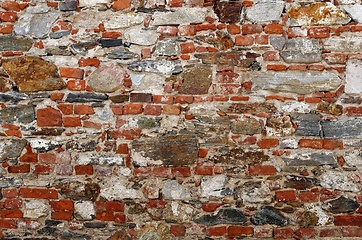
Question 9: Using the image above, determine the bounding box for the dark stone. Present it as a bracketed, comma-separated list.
[0, 105, 35, 124]
[195, 52, 259, 67]
[0, 177, 22, 188]
[194, 208, 247, 226]
[0, 35, 34, 51]
[100, 39, 123, 48]
[0, 69, 13, 92]
[70, 41, 99, 56]
[196, 31, 234, 50]
[59, 0, 77, 11]
[46, 46, 72, 56]
[137, 117, 161, 129]
[322, 119, 362, 139]
[107, 48, 138, 59]
[60, 231, 91, 240]
[317, 101, 343, 115]
[0, 92, 30, 102]
[213, 2, 242, 23]
[323, 196, 360, 213]
[29, 93, 50, 99]
[209, 148, 269, 164]
[49, 30, 71, 39]
[54, 180, 100, 201]
[340, 96, 361, 104]
[251, 206, 288, 226]
[37, 227, 59, 236]
[226, 103, 277, 115]
[127, 60, 183, 75]
[132, 135, 199, 166]
[178, 65, 213, 95]
[293, 114, 322, 137]
[65, 93, 108, 102]
[84, 222, 107, 228]
[2, 56, 66, 92]
[109, 94, 129, 103]
[298, 211, 319, 227]
[283, 152, 337, 166]
[66, 140, 97, 152]
[45, 220, 62, 226]
[33, 128, 65, 136]
[285, 175, 320, 190]
[231, 118, 262, 135]
[31, 141, 61, 153]
[130, 93, 152, 103]
[0, 139, 27, 162]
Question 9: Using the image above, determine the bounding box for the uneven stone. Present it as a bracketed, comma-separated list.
[49, 30, 71, 39]
[154, 39, 180, 56]
[236, 181, 272, 204]
[54, 180, 100, 201]
[0, 177, 22, 188]
[46, 46, 72, 56]
[103, 12, 144, 29]
[345, 58, 362, 94]
[130, 73, 165, 94]
[194, 208, 247, 226]
[33, 128, 65, 136]
[0, 139, 27, 162]
[324, 35, 362, 53]
[298, 211, 319, 227]
[280, 139, 299, 149]
[288, 3, 351, 26]
[317, 101, 343, 115]
[65, 93, 108, 102]
[285, 175, 320, 190]
[342, 4, 362, 23]
[66, 140, 97, 152]
[77, 153, 123, 166]
[29, 139, 61, 153]
[213, 2, 242, 23]
[128, 60, 182, 75]
[322, 119, 362, 139]
[70, 41, 99, 56]
[84, 222, 107, 228]
[248, 71, 341, 94]
[320, 170, 360, 192]
[152, 8, 208, 25]
[251, 206, 288, 226]
[280, 38, 322, 63]
[282, 102, 311, 114]
[107, 48, 138, 59]
[282, 152, 337, 166]
[209, 148, 269, 164]
[323, 196, 359, 213]
[132, 135, 199, 166]
[88, 64, 125, 93]
[79, 0, 109, 7]
[195, 52, 259, 68]
[266, 116, 295, 137]
[0, 92, 30, 102]
[2, 56, 66, 92]
[99, 177, 142, 200]
[59, 0, 77, 11]
[293, 114, 322, 137]
[201, 174, 228, 198]
[0, 105, 35, 124]
[196, 31, 234, 50]
[108, 94, 129, 103]
[0, 69, 12, 92]
[0, 35, 34, 52]
[270, 36, 286, 51]
[24, 200, 49, 219]
[231, 118, 262, 135]
[162, 180, 191, 200]
[246, 0, 285, 23]
[136, 117, 161, 129]
[225, 103, 277, 115]
[60, 231, 91, 240]
[178, 65, 212, 95]
[100, 39, 123, 48]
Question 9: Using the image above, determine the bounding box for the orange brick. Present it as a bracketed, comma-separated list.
[263, 51, 279, 61]
[63, 116, 81, 127]
[37, 107, 62, 126]
[0, 24, 13, 34]
[255, 34, 268, 44]
[202, 203, 223, 212]
[78, 58, 100, 67]
[207, 226, 227, 236]
[74, 105, 94, 114]
[0, 209, 23, 218]
[248, 165, 276, 175]
[178, 25, 196, 36]
[0, 12, 17, 22]
[20, 188, 58, 199]
[8, 164, 30, 173]
[102, 31, 121, 38]
[299, 139, 323, 149]
[59, 67, 84, 79]
[323, 139, 343, 150]
[308, 27, 329, 38]
[267, 64, 287, 71]
[235, 35, 254, 46]
[172, 167, 191, 177]
[170, 225, 186, 237]
[2, 2, 21, 11]
[227, 24, 240, 34]
[276, 190, 297, 202]
[257, 138, 279, 149]
[123, 103, 143, 114]
[67, 80, 86, 91]
[264, 24, 283, 34]
[112, 0, 131, 9]
[51, 200, 74, 211]
[242, 24, 262, 34]
[52, 211, 73, 221]
[180, 42, 195, 54]
[228, 226, 253, 237]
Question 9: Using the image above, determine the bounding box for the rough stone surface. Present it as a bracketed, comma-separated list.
[213, 2, 242, 23]
[152, 8, 208, 25]
[77, 153, 123, 166]
[195, 52, 259, 67]
[323, 196, 360, 213]
[0, 35, 34, 52]
[342, 4, 362, 23]
[128, 60, 182, 75]
[130, 73, 165, 94]
[0, 139, 27, 162]
[322, 119, 362, 139]
[100, 177, 142, 200]
[24, 200, 49, 219]
[251, 206, 288, 226]
[196, 31, 234, 50]
[162, 180, 191, 200]
[345, 58, 362, 94]
[74, 201, 96, 220]
[285, 175, 320, 190]
[54, 180, 100, 201]
[236, 181, 272, 204]
[194, 209, 247, 226]
[123, 26, 158, 46]
[282, 152, 337, 166]
[225, 103, 277, 115]
[266, 116, 295, 137]
[88, 64, 125, 93]
[178, 65, 212, 94]
[65, 93, 108, 102]
[280, 38, 322, 63]
[320, 171, 360, 192]
[154, 39, 180, 56]
[231, 118, 262, 135]
[2, 56, 66, 92]
[246, 0, 285, 23]
[0, 105, 35, 124]
[324, 35, 362, 53]
[201, 174, 228, 198]
[79, 0, 109, 7]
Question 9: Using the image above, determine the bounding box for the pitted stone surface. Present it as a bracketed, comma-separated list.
[123, 26, 159, 46]
[128, 60, 183, 74]
[251, 206, 288, 226]
[152, 8, 208, 25]
[324, 35, 362, 53]
[345, 58, 362, 94]
[280, 38, 322, 63]
[0, 35, 34, 52]
[88, 64, 125, 93]
[178, 65, 212, 95]
[320, 171, 360, 192]
[246, 0, 285, 23]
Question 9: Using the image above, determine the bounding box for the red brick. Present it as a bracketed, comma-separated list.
[67, 80, 86, 91]
[168, 0, 183, 7]
[194, 166, 213, 175]
[101, 31, 121, 39]
[59, 67, 84, 79]
[242, 24, 262, 34]
[257, 138, 279, 149]
[198, 148, 208, 158]
[264, 24, 283, 34]
[32, 164, 53, 174]
[178, 25, 196, 36]
[202, 203, 223, 212]
[267, 64, 287, 71]
[2, 2, 21, 11]
[308, 27, 329, 38]
[308, 65, 325, 71]
[145, 200, 166, 209]
[263, 51, 279, 61]
[228, 226, 253, 237]
[180, 42, 195, 53]
[83, 120, 102, 129]
[134, 167, 151, 177]
[299, 139, 323, 149]
[78, 58, 100, 67]
[207, 226, 226, 236]
[141, 48, 151, 59]
[255, 34, 268, 44]
[58, 103, 73, 115]
[123, 103, 143, 114]
[105, 201, 124, 212]
[299, 191, 319, 202]
[0, 24, 13, 34]
[37, 107, 62, 126]
[345, 106, 362, 116]
[153, 167, 170, 178]
[342, 227, 362, 237]
[0, 12, 17, 22]
[20, 188, 58, 199]
[274, 227, 293, 239]
[172, 167, 191, 177]
[143, 105, 162, 115]
[152, 95, 173, 104]
[96, 212, 114, 221]
[116, 144, 128, 154]
[74, 105, 94, 114]
[174, 96, 193, 104]
[114, 213, 126, 223]
[75, 165, 93, 175]
[305, 97, 321, 103]
[52, 211, 73, 221]
[0, 209, 23, 218]
[8, 164, 30, 173]
[0, 219, 17, 229]
[248, 165, 276, 175]
[235, 35, 254, 46]
[227, 24, 240, 34]
[254, 227, 273, 238]
[112, 0, 131, 9]
[4, 199, 22, 209]
[20, 152, 38, 163]
[2, 189, 18, 199]
[323, 139, 343, 150]
[325, 53, 347, 64]
[63, 116, 81, 127]
[51, 200, 74, 211]
[275, 190, 297, 202]
[288, 65, 307, 71]
[334, 216, 362, 226]
[195, 24, 216, 32]
[170, 224, 186, 236]
[320, 227, 342, 238]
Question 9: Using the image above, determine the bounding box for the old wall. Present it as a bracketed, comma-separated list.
[0, 0, 362, 239]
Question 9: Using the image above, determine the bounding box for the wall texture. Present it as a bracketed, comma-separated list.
[0, 0, 362, 239]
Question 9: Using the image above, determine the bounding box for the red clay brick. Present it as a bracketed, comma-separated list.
[227, 226, 253, 237]
[207, 226, 227, 236]
[51, 200, 74, 211]
[0, 209, 23, 218]
[248, 165, 276, 175]
[170, 225, 186, 237]
[59, 67, 84, 79]
[75, 165, 93, 175]
[52, 211, 73, 221]
[20, 188, 58, 199]
[172, 167, 191, 177]
[8, 164, 30, 173]
[334, 216, 362, 226]
[202, 203, 223, 212]
[276, 190, 297, 202]
[257, 138, 279, 149]
[299, 139, 323, 149]
[274, 227, 294, 239]
[264, 24, 283, 34]
[235, 35, 254, 46]
[37, 107, 62, 127]
[242, 24, 262, 34]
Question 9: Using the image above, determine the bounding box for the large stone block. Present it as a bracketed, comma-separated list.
[87, 64, 126, 93]
[322, 119, 362, 139]
[128, 60, 182, 75]
[0, 35, 34, 52]
[320, 170, 360, 192]
[0, 139, 27, 163]
[123, 26, 159, 46]
[225, 103, 277, 115]
[178, 65, 212, 95]
[196, 31, 234, 51]
[195, 52, 259, 68]
[324, 35, 362, 53]
[345, 59, 362, 93]
[282, 152, 337, 166]
[213, 2, 242, 23]
[152, 7, 208, 25]
[280, 38, 322, 63]
[246, 0, 285, 23]
[343, 4, 362, 23]
[0, 105, 35, 124]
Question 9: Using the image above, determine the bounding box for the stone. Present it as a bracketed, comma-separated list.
[70, 41, 99, 56]
[79, 0, 109, 7]
[298, 211, 319, 227]
[128, 60, 182, 75]
[231, 118, 262, 135]
[293, 114, 322, 137]
[66, 140, 97, 152]
[46, 46, 72, 56]
[162, 180, 191, 200]
[246, 0, 285, 23]
[99, 177, 142, 200]
[123, 26, 158, 46]
[54, 180, 100, 201]
[236, 181, 272, 204]
[0, 177, 22, 188]
[248, 71, 341, 94]
[178, 65, 212, 95]
[107, 48, 138, 59]
[288, 3, 351, 26]
[280, 38, 322, 63]
[14, 5, 60, 38]
[213, 2, 242, 23]
[60, 231, 91, 240]
[196, 31, 234, 50]
[194, 208, 247, 226]
[77, 153, 123, 166]
[342, 4, 362, 23]
[344, 150, 362, 166]
[152, 7, 208, 25]
[251, 206, 288, 226]
[320, 170, 360, 192]
[195, 52, 259, 68]
[324, 35, 362, 53]
[108, 94, 129, 103]
[154, 39, 180, 56]
[282, 102, 310, 114]
[132, 135, 199, 166]
[100, 39, 123, 48]
[0, 92, 30, 102]
[24, 200, 49, 219]
[38, 227, 59, 236]
[323, 196, 360, 213]
[270, 36, 286, 51]
[49, 30, 71, 39]
[283, 152, 337, 166]
[338, 0, 359, 3]
[108, 230, 132, 240]
[317, 101, 343, 115]
[322, 119, 362, 139]
[0, 139, 27, 162]
[88, 64, 125, 93]
[0, 35, 34, 52]
[74, 201, 95, 220]
[0, 105, 35, 124]
[65, 93, 108, 102]
[209, 148, 269, 164]
[103, 12, 144, 29]
[59, 0, 77, 11]
[345, 58, 362, 94]
[201, 174, 228, 198]
[266, 116, 295, 137]
[280, 139, 299, 149]
[225, 103, 277, 115]
[33, 128, 65, 136]
[164, 202, 194, 223]
[130, 73, 165, 94]
[285, 175, 319, 190]
[84, 222, 107, 228]
[29, 139, 61, 153]
[2, 56, 66, 92]
[136, 117, 161, 129]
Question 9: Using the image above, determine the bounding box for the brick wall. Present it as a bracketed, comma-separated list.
[0, 0, 362, 239]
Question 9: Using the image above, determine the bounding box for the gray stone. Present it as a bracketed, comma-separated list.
[46, 46, 72, 56]
[270, 36, 286, 51]
[54, 180, 100, 201]
[162, 180, 191, 200]
[128, 60, 182, 75]
[322, 119, 362, 139]
[178, 65, 212, 95]
[194, 209, 247, 226]
[24, 200, 49, 219]
[107, 48, 138, 59]
[14, 6, 60, 38]
[343, 4, 362, 23]
[285, 175, 320, 190]
[123, 26, 158, 46]
[152, 8, 208, 25]
[236, 181, 271, 204]
[59, 0, 77, 11]
[248, 71, 341, 94]
[137, 117, 161, 129]
[282, 152, 337, 166]
[70, 41, 99, 56]
[324, 35, 362, 53]
[0, 105, 35, 124]
[77, 153, 123, 166]
[201, 174, 228, 198]
[78, 0, 109, 7]
[155, 39, 180, 56]
[293, 114, 322, 137]
[288, 2, 351, 26]
[88, 64, 126, 93]
[84, 222, 107, 228]
[99, 177, 142, 200]
[251, 206, 288, 226]
[103, 12, 144, 29]
[280, 139, 298, 149]
[65, 93, 108, 102]
[195, 52, 259, 68]
[320, 170, 360, 192]
[0, 177, 22, 188]
[29, 139, 61, 153]
[0, 35, 34, 52]
[132, 135, 199, 166]
[66, 140, 97, 152]
[280, 38, 322, 63]
[231, 118, 262, 135]
[246, 0, 285, 23]
[0, 92, 30, 102]
[345, 150, 362, 166]
[100, 39, 123, 48]
[60, 231, 91, 240]
[323, 196, 360, 213]
[130, 73, 165, 94]
[0, 139, 27, 162]
[345, 58, 362, 94]
[74, 201, 95, 220]
[49, 30, 71, 39]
